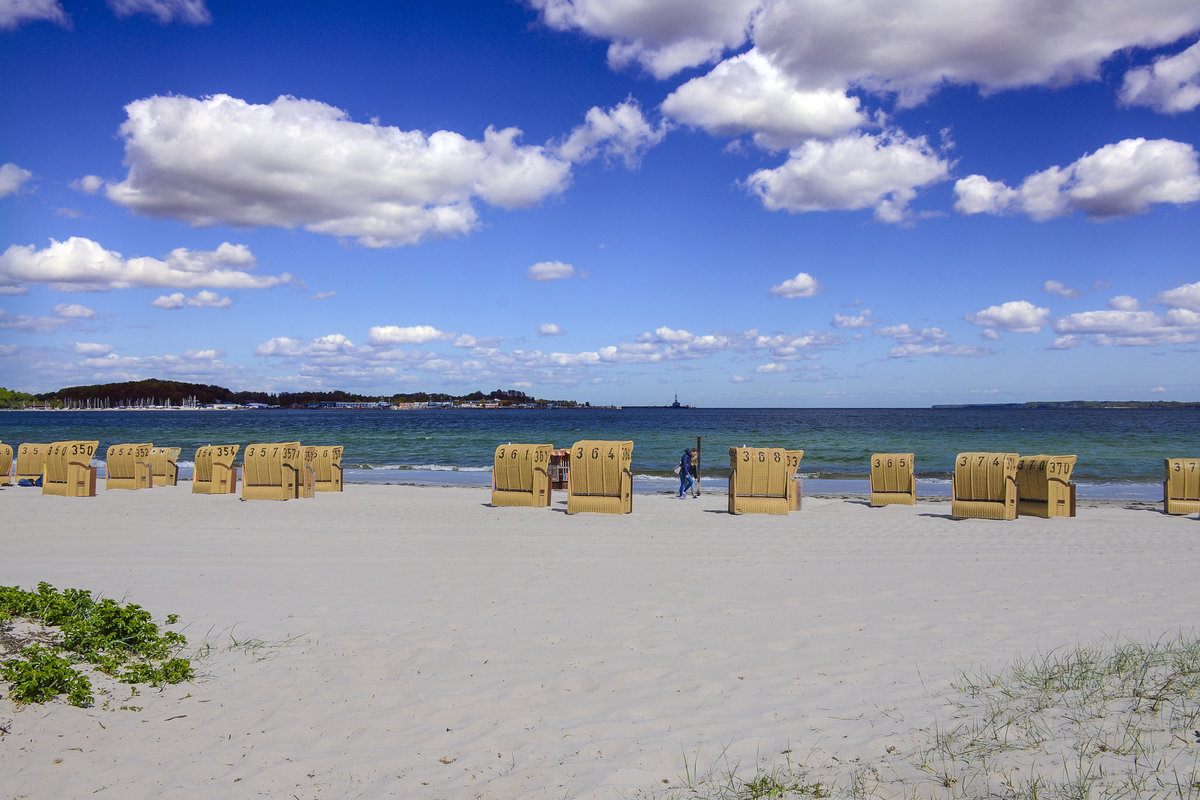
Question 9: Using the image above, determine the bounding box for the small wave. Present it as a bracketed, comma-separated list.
[352, 463, 492, 473]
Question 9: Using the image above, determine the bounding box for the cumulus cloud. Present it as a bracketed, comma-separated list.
[538, 323, 566, 336]
[662, 49, 864, 148]
[71, 175, 105, 195]
[0, 302, 97, 334]
[1, 163, 34, 198]
[555, 98, 667, 167]
[527, 261, 576, 281]
[769, 271, 822, 298]
[72, 342, 114, 355]
[367, 325, 454, 346]
[746, 131, 951, 222]
[832, 309, 875, 328]
[1053, 308, 1200, 346]
[0, 236, 290, 294]
[152, 290, 231, 309]
[107, 0, 211, 24]
[756, 362, 788, 374]
[1108, 295, 1141, 311]
[1120, 39, 1200, 113]
[53, 303, 97, 319]
[0, 0, 67, 29]
[528, 0, 759, 78]
[955, 138, 1200, 221]
[964, 300, 1050, 333]
[1043, 280, 1081, 298]
[105, 94, 572, 248]
[1155, 280, 1200, 311]
[876, 322, 991, 357]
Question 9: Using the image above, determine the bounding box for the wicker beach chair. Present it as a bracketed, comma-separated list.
[566, 440, 633, 514]
[242, 442, 308, 500]
[1016, 455, 1077, 518]
[42, 441, 99, 497]
[14, 442, 51, 484]
[105, 443, 154, 490]
[870, 453, 916, 506]
[785, 449, 805, 511]
[491, 443, 554, 507]
[0, 441, 12, 486]
[303, 445, 344, 492]
[951, 452, 1019, 519]
[192, 445, 240, 494]
[150, 446, 182, 486]
[728, 446, 791, 514]
[1163, 458, 1200, 515]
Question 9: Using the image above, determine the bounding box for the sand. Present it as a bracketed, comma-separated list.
[1, 484, 1197, 799]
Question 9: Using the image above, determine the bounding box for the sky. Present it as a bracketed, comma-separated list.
[1, 0, 1199, 407]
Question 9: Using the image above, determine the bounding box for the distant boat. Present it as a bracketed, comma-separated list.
[626, 394, 696, 410]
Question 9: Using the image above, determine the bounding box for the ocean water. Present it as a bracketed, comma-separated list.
[3, 407, 1197, 500]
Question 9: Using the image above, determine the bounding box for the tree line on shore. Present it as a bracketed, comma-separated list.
[0, 380, 585, 409]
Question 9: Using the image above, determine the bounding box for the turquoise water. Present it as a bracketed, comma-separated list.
[3, 407, 1197, 500]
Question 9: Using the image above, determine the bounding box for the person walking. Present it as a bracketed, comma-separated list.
[677, 448, 695, 498]
[689, 447, 699, 498]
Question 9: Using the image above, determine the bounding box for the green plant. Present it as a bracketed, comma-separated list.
[1, 645, 93, 707]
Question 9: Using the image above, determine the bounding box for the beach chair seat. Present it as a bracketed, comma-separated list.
[192, 445, 240, 494]
[870, 453, 916, 506]
[491, 443, 554, 507]
[105, 443, 154, 490]
[15, 442, 51, 484]
[728, 446, 791, 514]
[42, 441, 99, 497]
[566, 440, 633, 514]
[951, 452, 1019, 519]
[303, 445, 344, 492]
[785, 449, 804, 511]
[150, 447, 182, 486]
[242, 442, 307, 500]
[0, 442, 12, 486]
[1017, 455, 1077, 518]
[1163, 458, 1200, 515]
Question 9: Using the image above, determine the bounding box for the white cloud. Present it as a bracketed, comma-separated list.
[964, 300, 1050, 333]
[527, 261, 576, 281]
[1, 163, 34, 198]
[955, 138, 1200, 221]
[1154, 281, 1200, 311]
[832, 309, 875, 328]
[106, 94, 572, 248]
[1120, 40, 1200, 113]
[1053, 307, 1200, 346]
[0, 237, 291, 294]
[555, 98, 667, 167]
[769, 271, 822, 298]
[1108, 295, 1141, 311]
[888, 343, 993, 358]
[661, 49, 864, 149]
[53, 303, 97, 319]
[71, 175, 105, 194]
[746, 131, 951, 222]
[0, 302, 97, 334]
[876, 323, 947, 344]
[755, 362, 788, 374]
[730, 374, 751, 383]
[367, 325, 454, 346]
[107, 0, 210, 24]
[72, 342, 114, 355]
[538, 323, 566, 336]
[528, 0, 759, 78]
[0, 0, 67, 29]
[151, 293, 185, 309]
[753, 0, 1200, 106]
[1048, 335, 1081, 350]
[309, 291, 337, 300]
[1042, 280, 1080, 298]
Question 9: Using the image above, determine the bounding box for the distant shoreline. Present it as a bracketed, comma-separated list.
[931, 401, 1200, 409]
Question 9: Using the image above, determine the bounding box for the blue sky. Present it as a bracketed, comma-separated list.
[2, 0, 1199, 407]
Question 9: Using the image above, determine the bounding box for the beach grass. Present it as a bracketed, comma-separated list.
[649, 633, 1200, 800]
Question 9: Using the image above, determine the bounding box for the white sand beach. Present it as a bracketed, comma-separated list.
[2, 484, 1198, 799]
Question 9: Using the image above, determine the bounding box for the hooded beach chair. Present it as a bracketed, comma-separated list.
[1016, 455, 1077, 517]
[785, 449, 805, 511]
[242, 442, 308, 500]
[0, 442, 12, 486]
[14, 442, 50, 484]
[303, 445, 344, 492]
[105, 443, 154, 490]
[1163, 458, 1200, 515]
[192, 445, 240, 494]
[491, 443, 554, 507]
[870, 453, 916, 506]
[150, 446, 182, 486]
[42, 441, 99, 497]
[728, 446, 791, 514]
[951, 452, 1019, 519]
[566, 440, 633, 514]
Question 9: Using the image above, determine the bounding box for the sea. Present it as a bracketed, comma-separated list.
[2, 406, 1197, 500]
